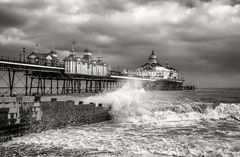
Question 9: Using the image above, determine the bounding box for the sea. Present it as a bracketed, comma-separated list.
[1, 81, 240, 157]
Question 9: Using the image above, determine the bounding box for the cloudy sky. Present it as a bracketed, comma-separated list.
[0, 0, 240, 88]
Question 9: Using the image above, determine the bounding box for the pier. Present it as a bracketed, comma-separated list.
[0, 56, 119, 97]
[0, 51, 195, 142]
[0, 48, 195, 97]
[0, 57, 194, 97]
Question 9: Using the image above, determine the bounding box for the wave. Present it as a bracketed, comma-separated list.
[83, 81, 240, 126]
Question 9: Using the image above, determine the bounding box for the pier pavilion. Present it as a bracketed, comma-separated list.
[0, 46, 119, 97]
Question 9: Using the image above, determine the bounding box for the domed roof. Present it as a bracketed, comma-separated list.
[148, 50, 158, 64]
[149, 50, 157, 60]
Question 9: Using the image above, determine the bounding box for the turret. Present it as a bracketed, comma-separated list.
[97, 56, 103, 63]
[82, 48, 93, 61]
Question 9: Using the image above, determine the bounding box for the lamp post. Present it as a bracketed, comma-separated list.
[23, 47, 26, 62]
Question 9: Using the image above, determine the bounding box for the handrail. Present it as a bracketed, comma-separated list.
[0, 56, 64, 68]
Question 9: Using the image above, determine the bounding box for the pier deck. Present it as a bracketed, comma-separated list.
[0, 58, 119, 97]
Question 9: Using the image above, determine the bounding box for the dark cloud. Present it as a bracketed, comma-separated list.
[0, 0, 50, 28]
[0, 0, 49, 10]
[0, 0, 240, 87]
[0, 6, 27, 27]
[17, 0, 49, 10]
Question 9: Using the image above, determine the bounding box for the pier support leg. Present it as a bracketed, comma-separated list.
[98, 81, 101, 92]
[50, 78, 53, 95]
[90, 80, 92, 93]
[62, 79, 65, 94]
[106, 81, 109, 91]
[71, 79, 73, 93]
[40, 77, 43, 95]
[29, 77, 33, 95]
[94, 81, 97, 92]
[74, 80, 78, 93]
[37, 76, 41, 94]
[8, 69, 15, 96]
[78, 80, 81, 93]
[43, 78, 46, 95]
[66, 80, 69, 94]
[57, 79, 59, 94]
[25, 70, 28, 96]
[85, 80, 88, 93]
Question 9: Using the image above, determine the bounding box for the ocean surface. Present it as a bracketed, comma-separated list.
[1, 82, 240, 157]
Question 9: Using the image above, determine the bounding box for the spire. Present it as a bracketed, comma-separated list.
[84, 48, 89, 52]
[71, 41, 76, 53]
[35, 42, 39, 53]
[166, 59, 169, 68]
[152, 49, 155, 55]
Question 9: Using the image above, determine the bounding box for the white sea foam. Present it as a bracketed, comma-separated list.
[83, 81, 240, 126]
[2, 83, 240, 156]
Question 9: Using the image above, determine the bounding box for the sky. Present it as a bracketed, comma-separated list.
[0, 0, 240, 88]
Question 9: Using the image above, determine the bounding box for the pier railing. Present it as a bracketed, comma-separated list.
[0, 56, 64, 68]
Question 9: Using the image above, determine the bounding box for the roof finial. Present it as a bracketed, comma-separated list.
[166, 59, 169, 68]
[35, 42, 39, 53]
[84, 48, 89, 52]
[152, 49, 155, 55]
[71, 41, 76, 53]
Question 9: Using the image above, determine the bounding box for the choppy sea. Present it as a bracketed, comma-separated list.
[1, 82, 240, 157]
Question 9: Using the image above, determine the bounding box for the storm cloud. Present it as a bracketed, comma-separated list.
[0, 0, 240, 88]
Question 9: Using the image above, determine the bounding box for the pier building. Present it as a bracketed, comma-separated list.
[0, 44, 194, 96]
[0, 44, 118, 97]
[63, 48, 110, 76]
[27, 49, 60, 66]
[26, 43, 60, 66]
[123, 50, 180, 81]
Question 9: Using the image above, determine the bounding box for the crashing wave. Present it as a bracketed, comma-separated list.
[83, 81, 240, 125]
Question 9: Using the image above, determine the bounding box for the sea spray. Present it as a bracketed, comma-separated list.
[206, 103, 240, 120]
[83, 81, 240, 125]
[83, 80, 151, 121]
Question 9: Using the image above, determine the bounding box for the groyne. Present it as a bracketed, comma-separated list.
[0, 96, 111, 142]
